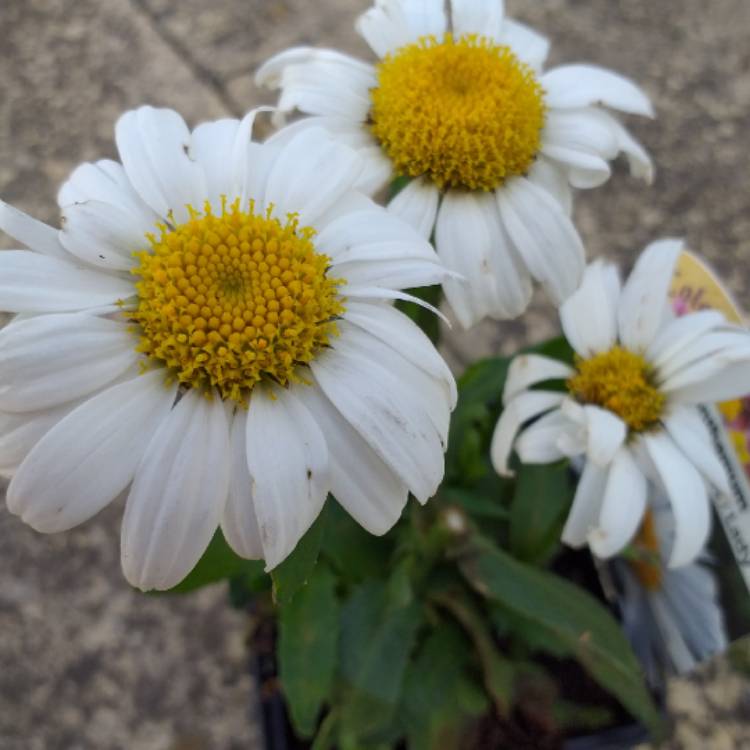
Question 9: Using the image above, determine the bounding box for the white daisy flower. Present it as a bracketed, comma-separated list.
[491, 239, 750, 568]
[614, 503, 727, 683]
[256, 0, 654, 328]
[0, 105, 456, 590]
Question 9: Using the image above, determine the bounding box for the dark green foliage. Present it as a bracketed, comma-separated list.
[168, 341, 660, 747]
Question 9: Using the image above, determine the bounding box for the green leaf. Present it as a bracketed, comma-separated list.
[433, 593, 514, 716]
[446, 357, 509, 483]
[322, 499, 394, 583]
[271, 501, 330, 605]
[279, 565, 340, 738]
[338, 581, 423, 738]
[401, 622, 487, 750]
[440, 485, 510, 521]
[310, 710, 339, 750]
[458, 539, 664, 739]
[166, 530, 264, 594]
[509, 461, 574, 565]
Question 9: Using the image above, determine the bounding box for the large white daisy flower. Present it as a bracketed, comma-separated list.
[491, 239, 750, 568]
[256, 0, 654, 328]
[613, 503, 727, 683]
[0, 106, 456, 590]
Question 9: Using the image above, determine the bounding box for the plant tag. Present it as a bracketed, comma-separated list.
[671, 251, 750, 604]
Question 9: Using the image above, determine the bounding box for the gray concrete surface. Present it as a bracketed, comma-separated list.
[1, 0, 750, 748]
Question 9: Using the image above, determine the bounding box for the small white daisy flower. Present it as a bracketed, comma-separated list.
[491, 239, 750, 568]
[614, 504, 727, 682]
[0, 106, 456, 590]
[256, 0, 654, 328]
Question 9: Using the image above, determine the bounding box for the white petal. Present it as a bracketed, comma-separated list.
[658, 329, 750, 387]
[497, 177, 585, 305]
[560, 260, 621, 356]
[264, 128, 363, 227]
[343, 300, 456, 406]
[542, 108, 621, 188]
[0, 313, 139, 412]
[398, 0, 447, 38]
[387, 178, 440, 239]
[240, 141, 282, 215]
[498, 19, 550, 70]
[311, 342, 444, 503]
[58, 159, 160, 271]
[60, 201, 152, 271]
[593, 110, 654, 183]
[503, 354, 573, 403]
[356, 147, 395, 195]
[191, 108, 270, 212]
[121, 390, 230, 591]
[542, 65, 654, 117]
[190, 119, 240, 210]
[336, 257, 446, 290]
[618, 238, 684, 351]
[356, 0, 447, 58]
[257, 48, 375, 121]
[647, 310, 727, 370]
[451, 0, 504, 39]
[246, 385, 330, 570]
[642, 431, 711, 568]
[335, 321, 452, 446]
[314, 190, 380, 230]
[302, 383, 409, 534]
[266, 114, 378, 151]
[257, 47, 375, 88]
[541, 147, 612, 189]
[560, 399, 627, 467]
[317, 204, 432, 261]
[221, 410, 263, 560]
[668, 360, 750, 404]
[436, 191, 532, 328]
[0, 403, 77, 476]
[490, 392, 565, 476]
[0, 250, 134, 314]
[7, 372, 176, 533]
[515, 409, 571, 465]
[527, 158, 573, 216]
[562, 459, 608, 547]
[115, 106, 207, 225]
[582, 405, 627, 467]
[0, 200, 68, 259]
[588, 447, 647, 558]
[342, 285, 448, 322]
[664, 406, 730, 494]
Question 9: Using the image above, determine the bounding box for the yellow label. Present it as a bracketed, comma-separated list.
[671, 251, 750, 587]
[671, 251, 746, 324]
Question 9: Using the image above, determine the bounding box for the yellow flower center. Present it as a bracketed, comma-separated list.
[567, 347, 665, 433]
[128, 200, 344, 405]
[369, 33, 546, 191]
[629, 510, 663, 591]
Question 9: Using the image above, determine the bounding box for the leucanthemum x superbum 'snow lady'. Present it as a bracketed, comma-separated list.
[492, 239, 750, 569]
[0, 106, 456, 590]
[256, 0, 655, 328]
